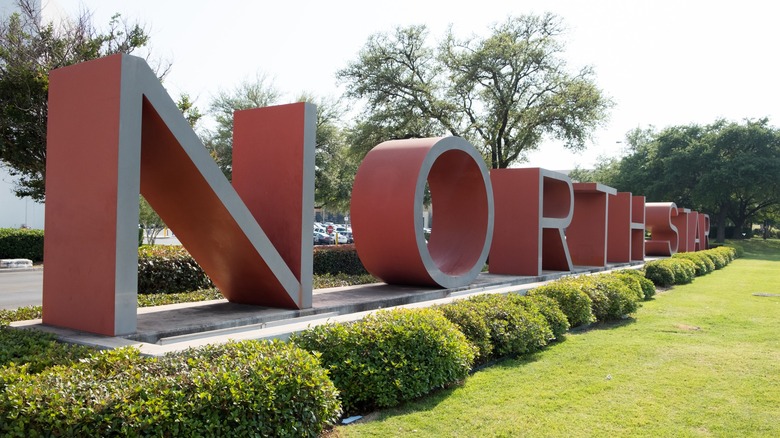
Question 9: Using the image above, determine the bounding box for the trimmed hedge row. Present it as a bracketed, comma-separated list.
[1, 248, 740, 429]
[437, 294, 568, 366]
[644, 247, 737, 287]
[0, 232, 367, 293]
[313, 244, 367, 276]
[291, 308, 473, 413]
[139, 244, 368, 294]
[137, 245, 214, 294]
[0, 228, 44, 262]
[528, 269, 656, 328]
[0, 341, 341, 437]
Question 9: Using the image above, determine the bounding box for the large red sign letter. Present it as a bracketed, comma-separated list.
[351, 137, 493, 288]
[43, 55, 314, 336]
[489, 168, 573, 276]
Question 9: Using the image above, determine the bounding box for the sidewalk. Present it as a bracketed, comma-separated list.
[12, 261, 643, 356]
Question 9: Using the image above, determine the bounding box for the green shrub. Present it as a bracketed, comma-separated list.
[137, 245, 213, 294]
[528, 281, 594, 328]
[614, 269, 656, 300]
[571, 275, 640, 322]
[611, 271, 647, 302]
[463, 294, 554, 355]
[0, 327, 93, 375]
[672, 252, 712, 276]
[313, 244, 368, 276]
[0, 306, 42, 326]
[702, 249, 728, 269]
[0, 228, 44, 261]
[507, 294, 569, 341]
[313, 273, 377, 289]
[291, 308, 474, 413]
[713, 246, 737, 262]
[670, 258, 697, 284]
[136, 288, 224, 307]
[644, 260, 676, 287]
[0, 341, 341, 437]
[437, 299, 494, 365]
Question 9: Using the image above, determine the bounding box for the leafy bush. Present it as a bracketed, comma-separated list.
[643, 260, 676, 287]
[313, 244, 368, 276]
[291, 308, 474, 413]
[438, 294, 556, 366]
[528, 281, 594, 328]
[670, 258, 697, 284]
[570, 275, 641, 322]
[0, 327, 93, 375]
[136, 288, 224, 307]
[0, 341, 341, 437]
[437, 299, 494, 365]
[672, 252, 712, 276]
[0, 228, 44, 261]
[510, 294, 570, 341]
[702, 249, 728, 269]
[137, 245, 213, 294]
[713, 246, 737, 262]
[0, 306, 42, 326]
[313, 273, 377, 289]
[613, 269, 656, 300]
[466, 294, 554, 358]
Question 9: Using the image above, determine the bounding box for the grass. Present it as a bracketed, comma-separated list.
[332, 240, 780, 437]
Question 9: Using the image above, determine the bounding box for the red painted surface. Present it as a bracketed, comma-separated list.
[351, 137, 491, 287]
[630, 196, 646, 261]
[607, 192, 632, 263]
[43, 54, 720, 337]
[232, 104, 312, 307]
[686, 211, 699, 253]
[43, 55, 309, 336]
[671, 208, 691, 253]
[569, 183, 615, 267]
[43, 55, 124, 336]
[489, 168, 573, 275]
[139, 102, 300, 309]
[646, 202, 679, 256]
[696, 214, 710, 250]
[489, 169, 541, 275]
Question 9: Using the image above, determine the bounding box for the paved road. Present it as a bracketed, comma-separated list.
[0, 270, 43, 309]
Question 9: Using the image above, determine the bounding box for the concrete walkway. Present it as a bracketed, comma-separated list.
[11, 262, 642, 356]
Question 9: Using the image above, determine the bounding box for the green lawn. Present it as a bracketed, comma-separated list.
[334, 240, 780, 437]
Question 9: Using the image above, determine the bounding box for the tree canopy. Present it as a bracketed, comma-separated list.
[584, 119, 780, 242]
[202, 77, 350, 210]
[338, 13, 613, 168]
[0, 0, 162, 201]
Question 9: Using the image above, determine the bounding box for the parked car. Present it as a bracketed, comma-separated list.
[329, 231, 352, 244]
[314, 232, 333, 245]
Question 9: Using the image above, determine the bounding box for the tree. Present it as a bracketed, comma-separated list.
[608, 120, 780, 242]
[338, 13, 613, 168]
[568, 156, 620, 184]
[0, 0, 163, 201]
[298, 93, 354, 211]
[203, 80, 352, 211]
[204, 75, 281, 180]
[139, 195, 165, 245]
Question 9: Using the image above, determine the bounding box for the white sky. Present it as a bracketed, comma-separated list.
[3, 0, 779, 227]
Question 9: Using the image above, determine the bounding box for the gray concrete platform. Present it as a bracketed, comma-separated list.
[11, 262, 642, 356]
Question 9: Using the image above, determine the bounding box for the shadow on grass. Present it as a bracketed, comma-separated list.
[345, 321, 637, 426]
[724, 239, 780, 261]
[347, 351, 547, 426]
[569, 317, 637, 333]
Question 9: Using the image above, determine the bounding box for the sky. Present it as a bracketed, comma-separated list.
[2, 0, 779, 228]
